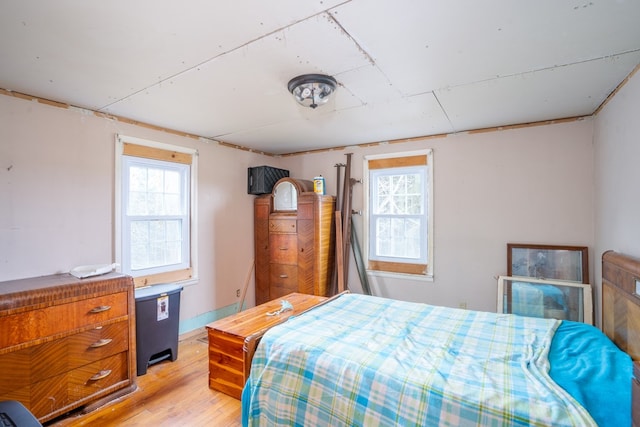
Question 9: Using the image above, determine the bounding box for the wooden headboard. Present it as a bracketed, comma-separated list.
[602, 250, 640, 359]
[602, 250, 640, 427]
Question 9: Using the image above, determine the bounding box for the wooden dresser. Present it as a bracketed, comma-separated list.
[254, 178, 335, 305]
[0, 272, 136, 423]
[206, 293, 328, 399]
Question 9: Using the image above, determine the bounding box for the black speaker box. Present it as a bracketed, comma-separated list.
[247, 166, 289, 195]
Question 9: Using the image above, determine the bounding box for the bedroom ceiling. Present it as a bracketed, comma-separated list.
[1, 1, 639, 155]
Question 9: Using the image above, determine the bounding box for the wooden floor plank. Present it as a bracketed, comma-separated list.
[45, 329, 242, 427]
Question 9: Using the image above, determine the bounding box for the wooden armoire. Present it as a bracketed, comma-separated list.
[254, 178, 335, 305]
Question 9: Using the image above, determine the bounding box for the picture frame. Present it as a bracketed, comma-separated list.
[507, 243, 589, 284]
[497, 276, 593, 324]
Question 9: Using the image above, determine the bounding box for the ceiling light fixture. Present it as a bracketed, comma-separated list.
[287, 74, 337, 109]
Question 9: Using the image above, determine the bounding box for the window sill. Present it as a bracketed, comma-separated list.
[366, 269, 434, 282]
[177, 277, 199, 288]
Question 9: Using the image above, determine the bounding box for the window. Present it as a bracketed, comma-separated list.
[115, 135, 198, 287]
[364, 150, 433, 278]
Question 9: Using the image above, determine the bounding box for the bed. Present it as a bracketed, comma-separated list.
[241, 250, 640, 426]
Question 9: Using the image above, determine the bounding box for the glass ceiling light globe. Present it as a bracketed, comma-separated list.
[287, 74, 337, 109]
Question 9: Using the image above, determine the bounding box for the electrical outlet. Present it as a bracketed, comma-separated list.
[459, 302, 467, 309]
[236, 289, 240, 298]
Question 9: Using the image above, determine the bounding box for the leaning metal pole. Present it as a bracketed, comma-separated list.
[341, 153, 353, 287]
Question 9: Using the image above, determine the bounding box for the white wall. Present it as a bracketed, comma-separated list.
[284, 120, 595, 312]
[0, 94, 287, 327]
[0, 91, 600, 325]
[593, 68, 640, 318]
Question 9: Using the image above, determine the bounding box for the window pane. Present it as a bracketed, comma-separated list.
[166, 219, 182, 241]
[129, 219, 183, 271]
[131, 221, 149, 244]
[147, 168, 164, 193]
[130, 244, 149, 270]
[375, 217, 421, 259]
[149, 242, 165, 267]
[130, 220, 149, 270]
[129, 166, 147, 191]
[147, 192, 164, 215]
[164, 194, 181, 215]
[128, 165, 185, 216]
[407, 174, 420, 193]
[407, 195, 422, 214]
[166, 241, 182, 263]
[165, 170, 181, 193]
[374, 172, 422, 215]
[149, 220, 165, 242]
[128, 191, 147, 215]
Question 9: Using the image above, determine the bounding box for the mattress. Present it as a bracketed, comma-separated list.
[242, 293, 631, 426]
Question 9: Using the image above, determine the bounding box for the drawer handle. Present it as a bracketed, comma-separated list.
[90, 338, 113, 348]
[89, 369, 112, 381]
[279, 247, 288, 250]
[279, 274, 288, 278]
[90, 305, 112, 313]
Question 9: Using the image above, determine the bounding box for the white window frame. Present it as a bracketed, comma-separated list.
[497, 276, 593, 324]
[115, 135, 198, 287]
[121, 155, 190, 276]
[363, 149, 434, 279]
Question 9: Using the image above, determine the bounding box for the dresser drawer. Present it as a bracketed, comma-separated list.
[0, 292, 129, 348]
[0, 320, 129, 394]
[270, 264, 298, 295]
[1, 352, 129, 420]
[66, 320, 129, 366]
[67, 352, 129, 400]
[269, 234, 298, 264]
[269, 219, 297, 233]
[271, 266, 299, 298]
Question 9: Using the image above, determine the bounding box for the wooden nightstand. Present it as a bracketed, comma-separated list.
[206, 293, 327, 399]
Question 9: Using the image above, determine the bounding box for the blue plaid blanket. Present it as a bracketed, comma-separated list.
[243, 293, 597, 426]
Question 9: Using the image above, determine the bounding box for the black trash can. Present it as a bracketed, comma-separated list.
[135, 283, 183, 376]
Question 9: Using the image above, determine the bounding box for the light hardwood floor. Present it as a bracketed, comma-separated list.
[46, 330, 242, 427]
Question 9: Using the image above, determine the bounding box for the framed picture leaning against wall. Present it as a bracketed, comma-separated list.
[507, 243, 589, 284]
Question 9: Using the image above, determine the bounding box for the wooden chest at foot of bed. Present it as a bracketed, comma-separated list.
[206, 293, 327, 399]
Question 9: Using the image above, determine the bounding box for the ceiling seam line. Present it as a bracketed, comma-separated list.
[432, 92, 455, 133]
[440, 48, 640, 92]
[326, 11, 375, 66]
[98, 4, 355, 111]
